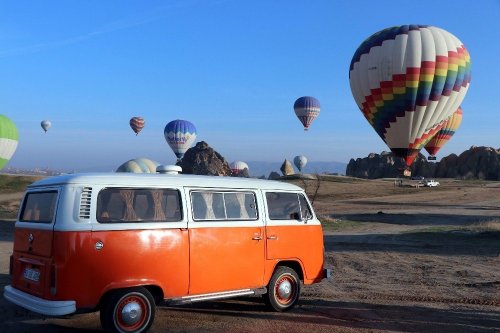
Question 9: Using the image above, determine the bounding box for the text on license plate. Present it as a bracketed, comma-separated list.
[23, 268, 40, 282]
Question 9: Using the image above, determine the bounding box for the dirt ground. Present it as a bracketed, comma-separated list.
[0, 177, 499, 332]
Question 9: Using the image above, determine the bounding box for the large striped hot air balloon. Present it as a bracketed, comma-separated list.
[0, 115, 19, 171]
[425, 107, 463, 160]
[349, 25, 471, 168]
[129, 116, 145, 135]
[164, 119, 197, 159]
[294, 96, 320, 131]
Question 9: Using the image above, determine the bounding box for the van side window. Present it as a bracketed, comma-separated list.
[97, 188, 182, 223]
[20, 191, 58, 223]
[266, 192, 304, 220]
[191, 191, 258, 221]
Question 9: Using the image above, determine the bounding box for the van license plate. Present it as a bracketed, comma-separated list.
[23, 268, 40, 282]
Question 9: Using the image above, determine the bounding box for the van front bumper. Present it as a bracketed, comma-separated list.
[4, 285, 76, 316]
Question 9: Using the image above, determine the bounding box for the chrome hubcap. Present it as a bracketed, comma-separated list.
[278, 279, 292, 299]
[121, 301, 143, 325]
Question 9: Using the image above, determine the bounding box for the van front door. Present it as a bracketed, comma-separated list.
[187, 189, 264, 295]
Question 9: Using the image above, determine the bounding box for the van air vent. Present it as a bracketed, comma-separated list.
[79, 187, 92, 219]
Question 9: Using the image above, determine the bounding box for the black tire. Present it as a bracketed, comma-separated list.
[100, 287, 156, 333]
[263, 266, 301, 312]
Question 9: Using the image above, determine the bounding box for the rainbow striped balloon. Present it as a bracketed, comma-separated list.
[349, 25, 471, 167]
[0, 115, 19, 171]
[425, 107, 463, 157]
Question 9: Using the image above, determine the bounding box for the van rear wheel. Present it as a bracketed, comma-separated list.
[264, 266, 301, 312]
[100, 287, 155, 333]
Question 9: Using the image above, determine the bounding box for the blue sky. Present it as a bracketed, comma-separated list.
[1, 0, 499, 171]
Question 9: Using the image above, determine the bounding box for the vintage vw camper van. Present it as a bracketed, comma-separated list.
[4, 168, 330, 332]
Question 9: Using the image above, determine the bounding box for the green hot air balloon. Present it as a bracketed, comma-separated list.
[0, 115, 19, 170]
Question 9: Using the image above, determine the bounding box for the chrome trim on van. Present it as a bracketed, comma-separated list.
[3, 285, 76, 316]
[167, 288, 266, 305]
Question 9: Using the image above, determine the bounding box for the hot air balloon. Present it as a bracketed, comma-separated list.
[41, 120, 51, 133]
[425, 107, 463, 160]
[129, 116, 145, 135]
[116, 157, 160, 173]
[294, 96, 320, 131]
[293, 155, 308, 172]
[349, 25, 471, 169]
[230, 161, 249, 175]
[164, 119, 197, 159]
[0, 115, 19, 171]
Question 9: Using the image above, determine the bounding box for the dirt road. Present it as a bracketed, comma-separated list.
[1, 178, 499, 332]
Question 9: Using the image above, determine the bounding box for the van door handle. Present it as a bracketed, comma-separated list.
[252, 234, 262, 241]
[267, 235, 277, 240]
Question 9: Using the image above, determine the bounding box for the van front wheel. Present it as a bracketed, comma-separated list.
[264, 266, 301, 311]
[100, 287, 156, 333]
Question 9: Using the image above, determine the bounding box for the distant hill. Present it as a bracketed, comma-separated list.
[346, 146, 500, 180]
[246, 161, 347, 178]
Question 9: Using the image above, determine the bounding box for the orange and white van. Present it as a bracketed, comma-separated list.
[4, 167, 331, 333]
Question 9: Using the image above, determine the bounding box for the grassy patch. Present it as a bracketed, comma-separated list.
[0, 175, 40, 193]
[467, 220, 500, 232]
[404, 220, 500, 235]
[319, 215, 364, 231]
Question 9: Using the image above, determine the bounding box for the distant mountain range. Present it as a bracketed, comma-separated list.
[246, 161, 347, 178]
[2, 160, 348, 177]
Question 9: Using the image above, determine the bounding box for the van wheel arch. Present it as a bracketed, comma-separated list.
[274, 260, 304, 281]
[99, 285, 164, 310]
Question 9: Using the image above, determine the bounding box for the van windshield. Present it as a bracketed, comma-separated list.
[20, 191, 58, 223]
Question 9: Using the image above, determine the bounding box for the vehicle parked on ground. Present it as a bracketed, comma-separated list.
[4, 167, 331, 333]
[425, 180, 440, 187]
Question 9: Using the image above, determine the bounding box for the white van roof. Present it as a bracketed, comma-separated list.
[28, 173, 303, 191]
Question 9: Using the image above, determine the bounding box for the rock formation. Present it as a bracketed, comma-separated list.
[268, 171, 281, 180]
[280, 159, 295, 176]
[176, 141, 232, 176]
[346, 146, 500, 180]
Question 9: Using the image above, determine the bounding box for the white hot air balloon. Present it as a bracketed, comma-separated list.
[293, 155, 308, 172]
[41, 120, 52, 133]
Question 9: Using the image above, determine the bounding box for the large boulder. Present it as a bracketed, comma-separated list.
[177, 141, 232, 176]
[280, 159, 295, 176]
[268, 171, 281, 180]
[455, 146, 500, 180]
[346, 151, 408, 179]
